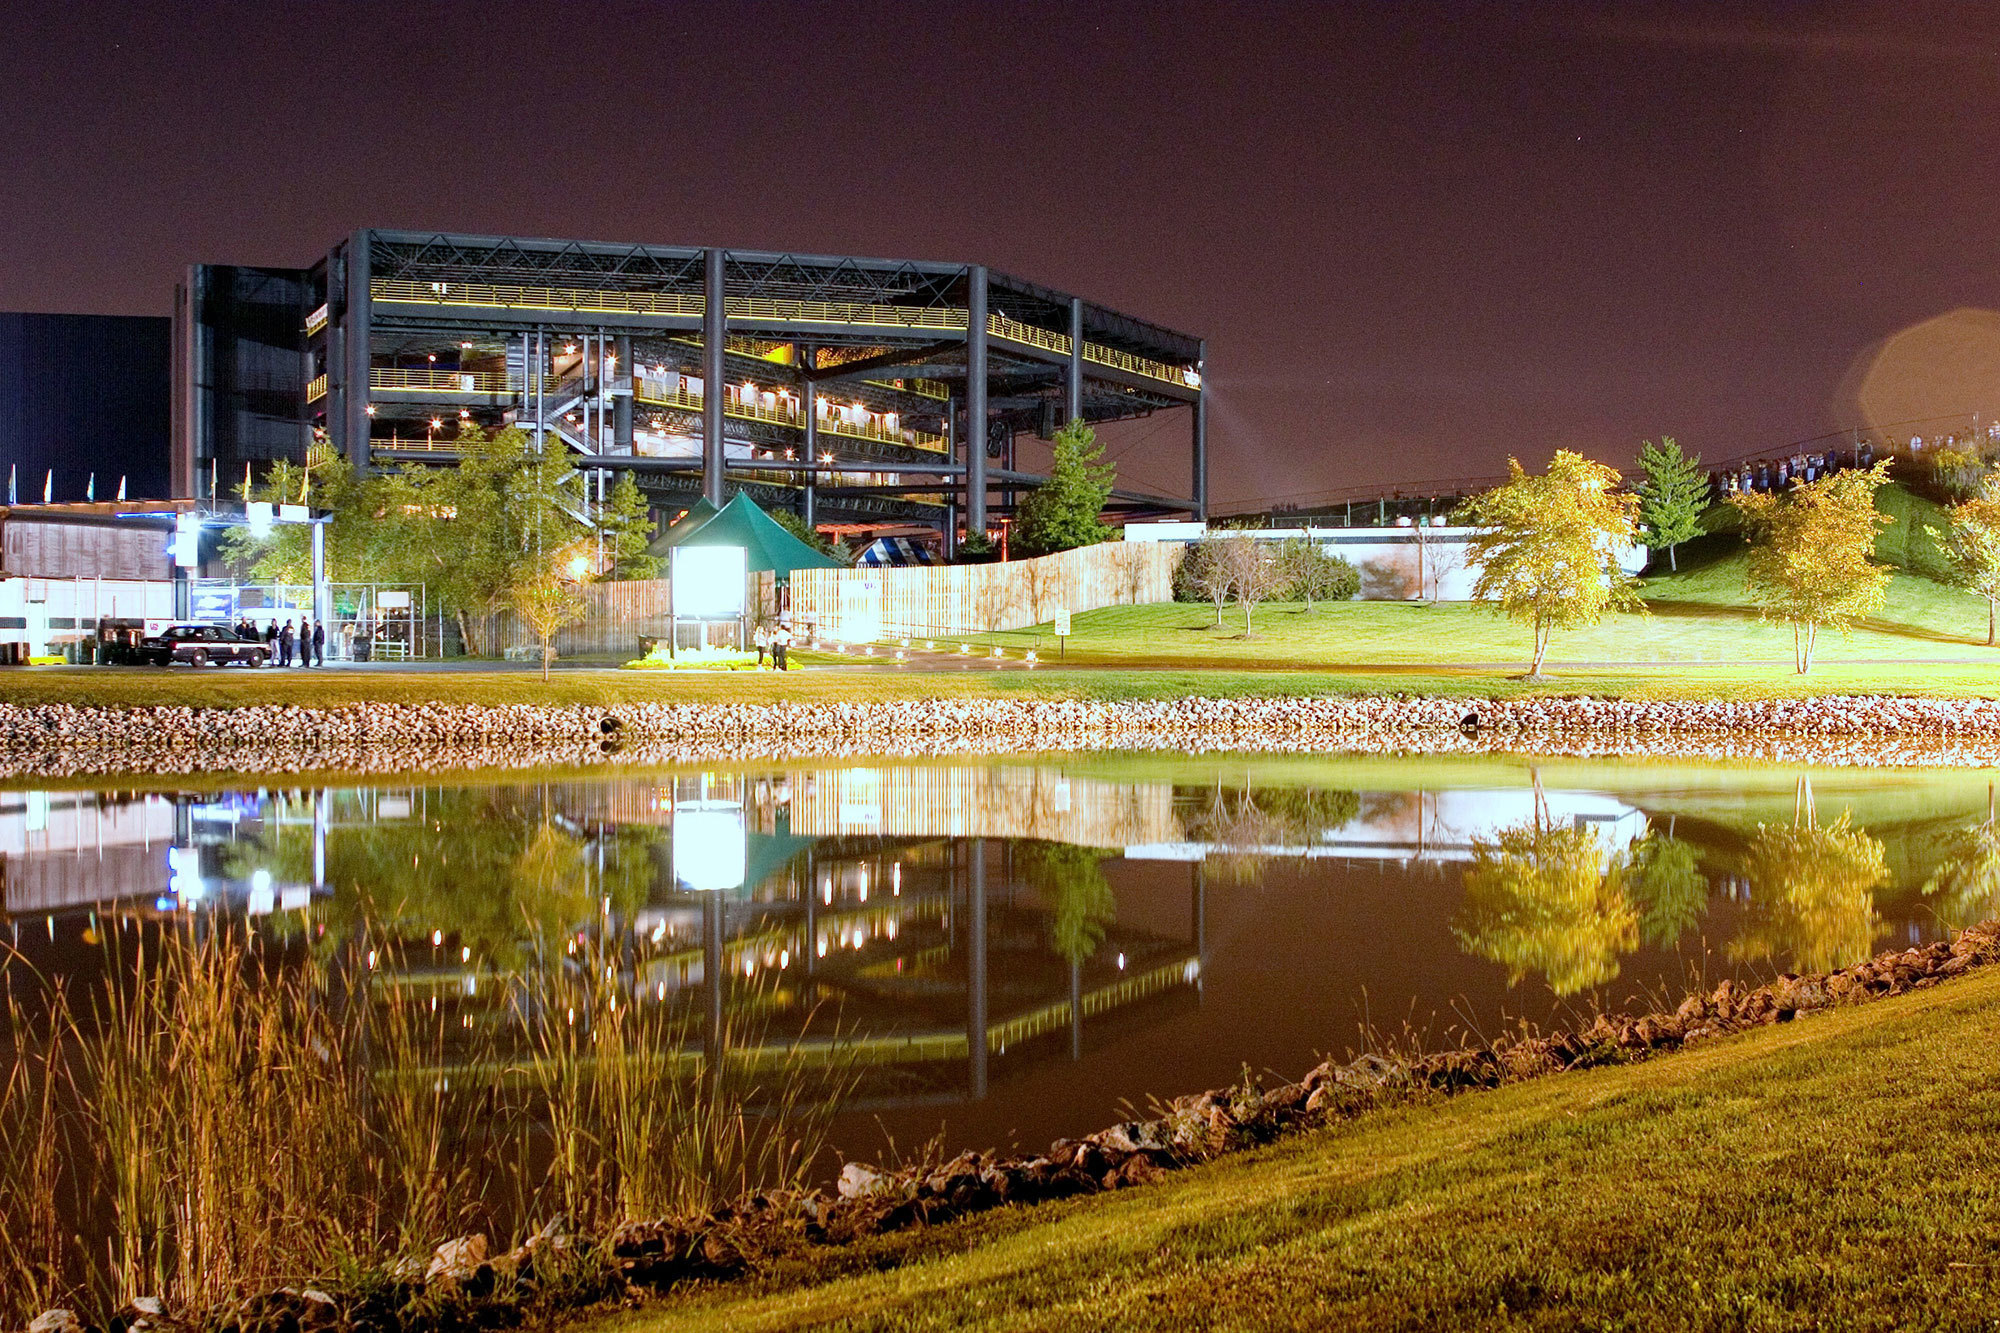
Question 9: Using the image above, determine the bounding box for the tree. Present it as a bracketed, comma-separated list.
[1925, 480, 2000, 645]
[1730, 462, 1893, 673]
[769, 506, 843, 561]
[507, 542, 590, 682]
[1632, 436, 1707, 572]
[1462, 451, 1643, 678]
[597, 472, 660, 579]
[1276, 536, 1359, 611]
[223, 440, 394, 586]
[1220, 534, 1285, 637]
[1012, 419, 1115, 556]
[1178, 534, 1234, 626]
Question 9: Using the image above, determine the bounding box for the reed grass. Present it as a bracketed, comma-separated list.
[0, 920, 848, 1327]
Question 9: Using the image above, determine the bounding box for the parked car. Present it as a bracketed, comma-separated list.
[140, 624, 268, 668]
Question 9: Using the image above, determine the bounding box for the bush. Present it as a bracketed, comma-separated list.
[1173, 539, 1221, 602]
[1280, 540, 1360, 604]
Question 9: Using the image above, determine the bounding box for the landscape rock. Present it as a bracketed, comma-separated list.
[425, 1234, 489, 1285]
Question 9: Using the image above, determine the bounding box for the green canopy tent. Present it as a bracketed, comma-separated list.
[644, 496, 720, 560]
[657, 493, 842, 656]
[668, 491, 843, 580]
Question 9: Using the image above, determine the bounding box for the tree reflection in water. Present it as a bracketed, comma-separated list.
[1453, 819, 1639, 996]
[1733, 798, 1887, 974]
[1018, 842, 1117, 963]
[222, 791, 661, 968]
[1924, 785, 2000, 930]
[1628, 833, 1708, 948]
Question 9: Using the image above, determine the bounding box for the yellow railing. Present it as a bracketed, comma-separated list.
[989, 314, 1071, 357]
[372, 278, 704, 319]
[305, 373, 328, 404]
[634, 381, 947, 453]
[305, 305, 329, 336]
[370, 279, 1197, 390]
[371, 368, 556, 395]
[1083, 340, 1196, 388]
[989, 956, 1196, 1051]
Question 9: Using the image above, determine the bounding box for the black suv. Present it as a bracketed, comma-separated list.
[140, 624, 268, 668]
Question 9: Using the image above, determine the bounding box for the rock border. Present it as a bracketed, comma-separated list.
[27, 920, 1998, 1333]
[9, 694, 2000, 778]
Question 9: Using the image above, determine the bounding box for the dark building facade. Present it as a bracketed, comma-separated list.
[173, 230, 1207, 546]
[0, 313, 172, 502]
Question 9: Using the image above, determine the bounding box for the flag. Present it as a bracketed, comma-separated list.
[117, 475, 127, 500]
[86, 473, 95, 501]
[8, 465, 14, 505]
[43, 470, 51, 503]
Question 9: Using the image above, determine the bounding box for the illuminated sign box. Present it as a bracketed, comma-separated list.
[671, 545, 746, 619]
[672, 802, 746, 892]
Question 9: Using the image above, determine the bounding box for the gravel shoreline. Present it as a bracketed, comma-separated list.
[4, 693, 2000, 777]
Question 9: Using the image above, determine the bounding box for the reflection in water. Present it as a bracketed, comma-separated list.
[1924, 787, 2000, 929]
[1734, 809, 1889, 974]
[1629, 834, 1708, 949]
[1, 759, 1979, 1201]
[1453, 819, 1639, 996]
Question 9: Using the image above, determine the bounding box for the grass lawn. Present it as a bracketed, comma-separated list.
[8, 488, 1999, 708]
[593, 968, 2000, 1332]
[10, 658, 2000, 710]
[972, 555, 1998, 671]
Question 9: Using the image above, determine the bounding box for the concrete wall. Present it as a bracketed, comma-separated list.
[1124, 522, 1646, 602]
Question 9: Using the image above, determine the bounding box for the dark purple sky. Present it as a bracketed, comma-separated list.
[6, 0, 2000, 509]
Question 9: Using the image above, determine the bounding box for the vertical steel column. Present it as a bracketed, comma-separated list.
[702, 248, 727, 505]
[342, 231, 372, 470]
[533, 329, 546, 452]
[965, 266, 989, 538]
[310, 519, 327, 628]
[1192, 337, 1209, 520]
[1068, 958, 1083, 1060]
[1066, 297, 1084, 426]
[799, 344, 817, 528]
[702, 893, 725, 1071]
[613, 333, 633, 454]
[965, 838, 988, 1100]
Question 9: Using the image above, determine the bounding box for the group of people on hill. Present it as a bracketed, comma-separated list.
[233, 617, 329, 667]
[1713, 442, 1875, 497]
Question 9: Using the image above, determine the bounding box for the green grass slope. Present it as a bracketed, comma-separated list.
[597, 968, 2000, 1332]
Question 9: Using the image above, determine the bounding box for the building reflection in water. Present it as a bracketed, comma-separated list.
[0, 764, 1964, 1106]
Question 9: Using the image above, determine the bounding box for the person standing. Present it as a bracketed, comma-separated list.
[278, 620, 294, 667]
[311, 620, 325, 667]
[771, 620, 791, 672]
[341, 622, 355, 661]
[753, 621, 769, 667]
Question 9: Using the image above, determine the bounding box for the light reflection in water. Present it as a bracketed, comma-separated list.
[1, 761, 1984, 1155]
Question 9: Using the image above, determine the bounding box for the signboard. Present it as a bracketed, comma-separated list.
[376, 591, 411, 610]
[277, 504, 309, 523]
[672, 802, 746, 892]
[191, 587, 237, 621]
[671, 546, 747, 619]
[1054, 608, 1071, 637]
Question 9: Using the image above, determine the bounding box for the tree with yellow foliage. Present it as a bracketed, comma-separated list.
[1729, 463, 1892, 673]
[1462, 451, 1642, 678]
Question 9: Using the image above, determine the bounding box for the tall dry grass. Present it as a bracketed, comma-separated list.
[0, 922, 847, 1327]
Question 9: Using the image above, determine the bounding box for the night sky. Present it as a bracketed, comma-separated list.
[6, 0, 2000, 510]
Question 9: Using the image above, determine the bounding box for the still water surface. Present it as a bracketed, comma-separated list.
[7, 753, 1996, 1161]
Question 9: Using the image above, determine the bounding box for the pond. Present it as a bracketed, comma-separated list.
[3, 751, 1996, 1314]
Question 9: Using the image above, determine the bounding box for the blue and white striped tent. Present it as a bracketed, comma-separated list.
[857, 536, 940, 567]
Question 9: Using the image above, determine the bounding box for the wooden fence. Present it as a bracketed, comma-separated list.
[788, 542, 1176, 639]
[494, 577, 674, 657]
